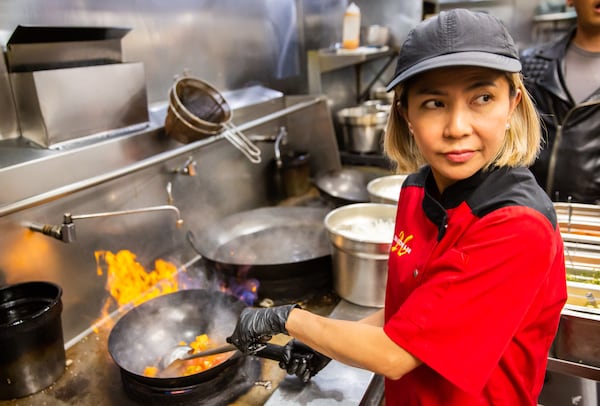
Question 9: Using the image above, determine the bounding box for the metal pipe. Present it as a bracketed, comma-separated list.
[247, 134, 277, 142]
[0, 96, 325, 217]
[26, 204, 183, 243]
[69, 205, 183, 224]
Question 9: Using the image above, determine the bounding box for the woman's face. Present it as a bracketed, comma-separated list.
[404, 66, 521, 193]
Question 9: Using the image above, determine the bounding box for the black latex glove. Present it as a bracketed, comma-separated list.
[279, 339, 331, 383]
[226, 304, 300, 353]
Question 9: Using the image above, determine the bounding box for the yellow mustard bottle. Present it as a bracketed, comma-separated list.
[342, 2, 361, 50]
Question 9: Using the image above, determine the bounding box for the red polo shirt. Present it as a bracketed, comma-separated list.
[383, 166, 567, 405]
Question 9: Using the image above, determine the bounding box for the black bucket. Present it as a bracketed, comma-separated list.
[0, 281, 65, 399]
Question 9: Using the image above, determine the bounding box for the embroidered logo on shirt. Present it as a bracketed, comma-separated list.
[391, 231, 413, 257]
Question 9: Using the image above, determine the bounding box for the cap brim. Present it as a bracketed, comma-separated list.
[385, 52, 522, 91]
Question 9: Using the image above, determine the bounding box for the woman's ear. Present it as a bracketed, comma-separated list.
[396, 99, 414, 134]
[395, 100, 402, 113]
[399, 107, 414, 134]
[508, 88, 522, 119]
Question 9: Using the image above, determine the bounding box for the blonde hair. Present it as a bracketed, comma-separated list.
[383, 72, 541, 174]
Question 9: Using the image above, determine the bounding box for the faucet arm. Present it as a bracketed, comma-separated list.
[26, 204, 183, 243]
[70, 205, 183, 226]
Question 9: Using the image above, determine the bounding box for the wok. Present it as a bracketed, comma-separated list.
[314, 169, 382, 207]
[188, 206, 333, 301]
[107, 289, 285, 388]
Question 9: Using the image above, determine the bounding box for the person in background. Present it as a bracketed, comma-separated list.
[226, 9, 567, 405]
[521, 0, 600, 204]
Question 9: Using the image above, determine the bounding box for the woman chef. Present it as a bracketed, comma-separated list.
[226, 9, 567, 405]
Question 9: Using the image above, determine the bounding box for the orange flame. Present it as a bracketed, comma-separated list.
[94, 250, 180, 330]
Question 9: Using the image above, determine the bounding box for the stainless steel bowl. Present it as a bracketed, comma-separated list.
[367, 174, 408, 204]
[324, 203, 397, 307]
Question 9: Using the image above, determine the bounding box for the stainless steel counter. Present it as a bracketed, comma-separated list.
[265, 300, 380, 406]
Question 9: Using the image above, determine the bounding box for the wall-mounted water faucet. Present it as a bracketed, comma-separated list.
[166, 156, 197, 205]
[247, 126, 288, 168]
[26, 205, 184, 243]
[171, 156, 197, 177]
[274, 126, 288, 169]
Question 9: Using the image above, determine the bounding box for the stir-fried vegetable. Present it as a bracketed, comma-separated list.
[143, 334, 230, 377]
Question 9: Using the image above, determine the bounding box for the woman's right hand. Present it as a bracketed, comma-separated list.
[226, 304, 299, 353]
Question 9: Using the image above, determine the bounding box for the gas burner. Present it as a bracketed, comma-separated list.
[120, 356, 261, 405]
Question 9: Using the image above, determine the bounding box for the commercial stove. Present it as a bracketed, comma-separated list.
[0, 287, 380, 406]
[0, 186, 382, 406]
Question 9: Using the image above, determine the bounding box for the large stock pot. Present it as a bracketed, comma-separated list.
[324, 203, 396, 307]
[0, 281, 65, 399]
[337, 105, 388, 153]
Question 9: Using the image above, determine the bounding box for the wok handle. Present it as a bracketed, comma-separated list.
[254, 343, 286, 362]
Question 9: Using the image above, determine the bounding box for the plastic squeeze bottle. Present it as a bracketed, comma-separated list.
[342, 2, 361, 49]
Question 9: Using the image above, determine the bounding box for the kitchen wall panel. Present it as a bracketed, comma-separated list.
[0, 0, 338, 105]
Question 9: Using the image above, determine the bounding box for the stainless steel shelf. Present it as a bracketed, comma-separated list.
[307, 47, 397, 103]
[310, 47, 396, 74]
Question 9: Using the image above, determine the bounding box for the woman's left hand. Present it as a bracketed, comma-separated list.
[280, 339, 331, 382]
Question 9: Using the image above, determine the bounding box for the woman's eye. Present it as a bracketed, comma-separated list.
[423, 100, 444, 109]
[474, 94, 493, 104]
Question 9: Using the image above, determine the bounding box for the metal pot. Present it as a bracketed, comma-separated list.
[187, 206, 333, 302]
[337, 106, 388, 154]
[0, 281, 65, 399]
[324, 203, 396, 307]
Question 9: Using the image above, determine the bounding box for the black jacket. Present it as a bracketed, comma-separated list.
[521, 28, 600, 204]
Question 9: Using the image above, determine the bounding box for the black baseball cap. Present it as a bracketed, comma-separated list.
[386, 9, 521, 91]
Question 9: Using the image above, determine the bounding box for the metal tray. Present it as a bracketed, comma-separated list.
[554, 305, 600, 368]
[555, 202, 600, 245]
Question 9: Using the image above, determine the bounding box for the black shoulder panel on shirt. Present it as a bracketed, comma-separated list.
[404, 166, 428, 189]
[468, 167, 557, 229]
